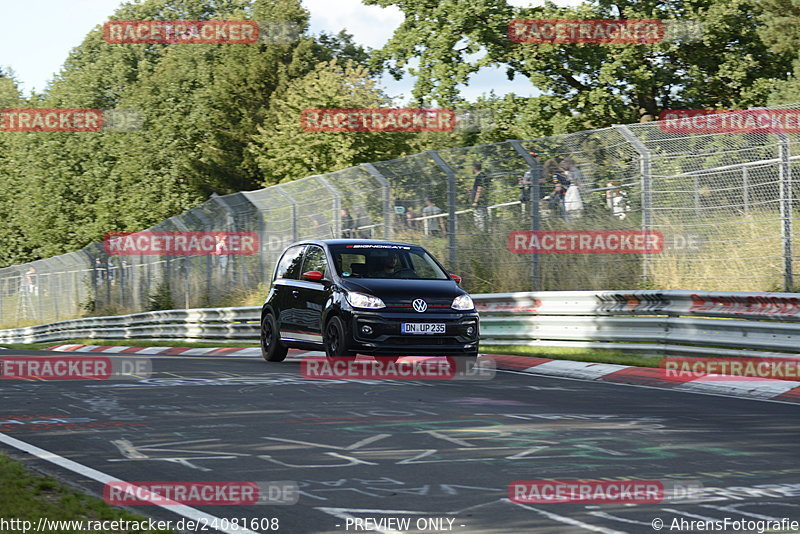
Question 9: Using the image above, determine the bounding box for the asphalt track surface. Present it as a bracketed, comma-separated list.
[0, 349, 799, 534]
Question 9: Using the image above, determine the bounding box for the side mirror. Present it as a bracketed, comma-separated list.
[450, 273, 462, 285]
[302, 270, 324, 281]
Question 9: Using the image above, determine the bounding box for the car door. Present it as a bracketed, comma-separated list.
[294, 244, 330, 343]
[272, 244, 306, 339]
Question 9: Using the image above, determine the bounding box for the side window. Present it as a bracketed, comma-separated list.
[302, 246, 328, 276]
[275, 246, 305, 280]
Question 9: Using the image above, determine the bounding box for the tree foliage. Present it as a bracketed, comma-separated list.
[367, 0, 794, 132]
[0, 0, 797, 268]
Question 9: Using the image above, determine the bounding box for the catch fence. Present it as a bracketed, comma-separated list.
[1, 104, 798, 327]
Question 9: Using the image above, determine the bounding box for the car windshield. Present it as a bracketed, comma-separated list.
[329, 244, 450, 280]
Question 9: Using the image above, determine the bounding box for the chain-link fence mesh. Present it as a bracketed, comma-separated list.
[2, 104, 799, 327]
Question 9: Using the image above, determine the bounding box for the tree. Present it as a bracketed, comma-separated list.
[248, 59, 417, 182]
[759, 0, 800, 104]
[367, 0, 794, 132]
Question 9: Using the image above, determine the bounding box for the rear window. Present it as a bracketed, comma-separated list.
[330, 244, 449, 280]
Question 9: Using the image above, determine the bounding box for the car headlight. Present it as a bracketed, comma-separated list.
[451, 294, 474, 310]
[347, 291, 386, 309]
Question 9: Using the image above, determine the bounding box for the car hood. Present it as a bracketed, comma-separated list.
[339, 278, 466, 304]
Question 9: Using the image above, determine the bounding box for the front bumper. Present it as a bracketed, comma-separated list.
[346, 310, 480, 356]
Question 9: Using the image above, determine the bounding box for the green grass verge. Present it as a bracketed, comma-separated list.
[0, 339, 259, 351]
[480, 344, 663, 368]
[0, 453, 172, 533]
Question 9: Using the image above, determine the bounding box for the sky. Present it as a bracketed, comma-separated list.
[0, 0, 569, 102]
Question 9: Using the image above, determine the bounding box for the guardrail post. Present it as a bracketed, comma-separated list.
[614, 125, 653, 285]
[314, 175, 342, 238]
[427, 150, 458, 271]
[360, 163, 393, 239]
[509, 140, 543, 291]
[778, 133, 794, 290]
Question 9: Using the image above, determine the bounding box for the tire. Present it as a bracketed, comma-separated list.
[324, 316, 356, 360]
[261, 313, 288, 362]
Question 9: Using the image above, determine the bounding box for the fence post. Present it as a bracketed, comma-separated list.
[274, 186, 298, 242]
[777, 133, 794, 290]
[189, 208, 214, 303]
[509, 140, 542, 291]
[742, 166, 749, 215]
[427, 150, 458, 270]
[314, 175, 342, 239]
[614, 125, 653, 285]
[360, 163, 393, 239]
[169, 216, 191, 309]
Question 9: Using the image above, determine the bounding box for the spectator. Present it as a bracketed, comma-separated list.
[564, 182, 584, 219]
[543, 181, 568, 220]
[560, 158, 585, 188]
[405, 206, 420, 230]
[467, 162, 491, 231]
[341, 208, 356, 238]
[94, 258, 106, 285]
[22, 266, 38, 296]
[606, 181, 628, 220]
[422, 198, 446, 236]
[214, 234, 229, 274]
[544, 159, 569, 187]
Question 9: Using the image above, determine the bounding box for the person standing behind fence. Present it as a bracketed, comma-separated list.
[422, 198, 445, 236]
[341, 208, 356, 238]
[542, 159, 568, 220]
[23, 266, 38, 296]
[467, 162, 491, 231]
[606, 181, 628, 220]
[564, 182, 584, 219]
[560, 158, 585, 189]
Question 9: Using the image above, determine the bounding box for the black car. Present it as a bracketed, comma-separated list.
[260, 239, 479, 362]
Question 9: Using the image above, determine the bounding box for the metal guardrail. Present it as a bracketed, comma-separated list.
[2, 290, 800, 358]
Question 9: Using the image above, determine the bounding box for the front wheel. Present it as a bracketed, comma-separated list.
[261, 313, 288, 362]
[324, 316, 356, 361]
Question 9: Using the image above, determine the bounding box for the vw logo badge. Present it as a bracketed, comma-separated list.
[412, 299, 428, 313]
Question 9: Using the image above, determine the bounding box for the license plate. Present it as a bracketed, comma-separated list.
[401, 323, 445, 334]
